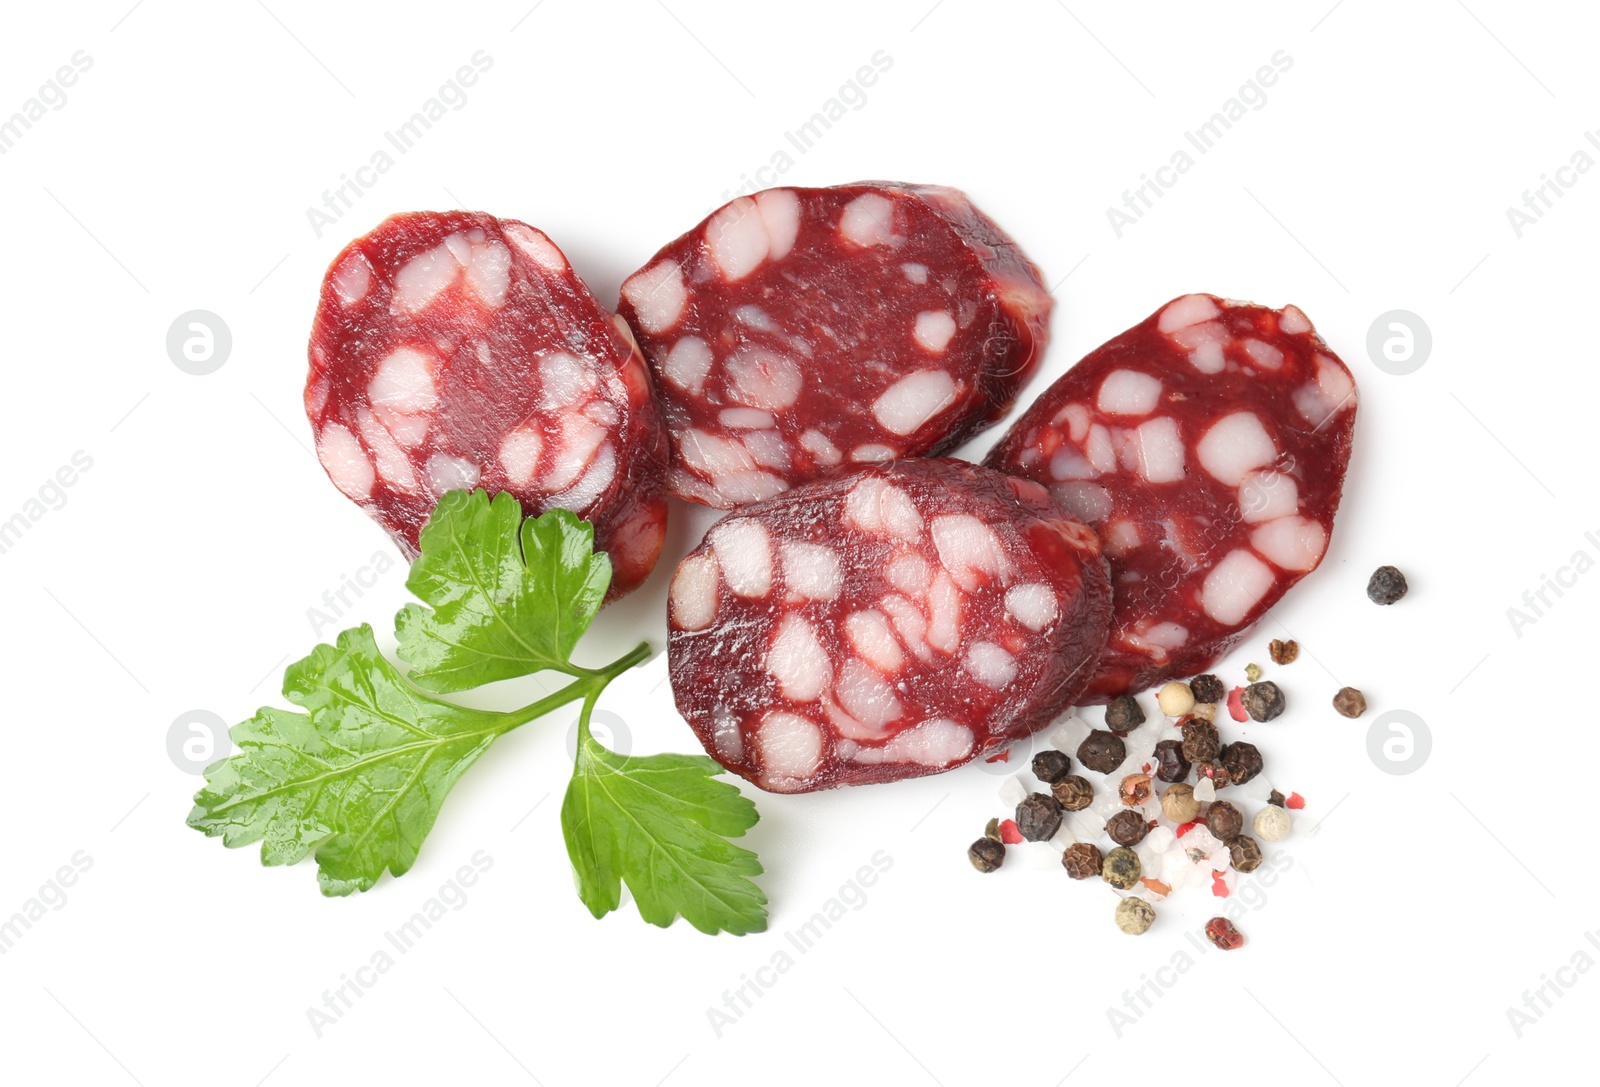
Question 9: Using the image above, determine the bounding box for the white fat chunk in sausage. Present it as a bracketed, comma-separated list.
[839, 193, 897, 247]
[707, 197, 771, 281]
[710, 519, 773, 597]
[798, 428, 842, 466]
[834, 658, 903, 732]
[710, 469, 788, 505]
[1097, 369, 1163, 415]
[851, 444, 897, 463]
[540, 352, 598, 410]
[758, 712, 823, 786]
[913, 311, 957, 353]
[926, 571, 962, 654]
[711, 705, 743, 763]
[661, 336, 714, 394]
[724, 345, 803, 410]
[391, 242, 462, 314]
[1133, 416, 1186, 483]
[1197, 411, 1278, 486]
[766, 614, 831, 701]
[1243, 338, 1284, 370]
[332, 252, 373, 306]
[740, 429, 791, 471]
[886, 552, 931, 596]
[720, 407, 776, 429]
[844, 478, 924, 539]
[1103, 519, 1141, 556]
[1173, 321, 1228, 374]
[422, 453, 480, 499]
[1239, 470, 1298, 523]
[671, 553, 721, 630]
[503, 223, 568, 273]
[873, 370, 958, 436]
[1005, 583, 1058, 632]
[356, 406, 417, 492]
[369, 347, 439, 415]
[1157, 293, 1221, 333]
[464, 240, 510, 308]
[1251, 515, 1328, 572]
[1050, 446, 1097, 481]
[621, 260, 687, 333]
[1085, 424, 1118, 474]
[1294, 356, 1358, 428]
[932, 515, 1014, 591]
[1201, 549, 1276, 624]
[585, 400, 619, 427]
[317, 424, 375, 500]
[376, 406, 430, 448]
[678, 427, 756, 477]
[881, 593, 932, 662]
[548, 443, 616, 512]
[901, 262, 929, 284]
[845, 610, 905, 674]
[963, 641, 1018, 689]
[781, 541, 842, 601]
[1279, 305, 1313, 335]
[1053, 481, 1113, 522]
[733, 305, 779, 332]
[880, 718, 973, 767]
[543, 415, 607, 491]
[755, 188, 801, 260]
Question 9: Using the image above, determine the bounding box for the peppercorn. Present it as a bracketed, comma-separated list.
[1333, 686, 1367, 718]
[1161, 782, 1200, 823]
[1031, 749, 1073, 784]
[1189, 674, 1226, 703]
[1062, 842, 1102, 879]
[1227, 834, 1264, 873]
[968, 837, 1005, 872]
[1115, 897, 1157, 935]
[1269, 639, 1299, 665]
[1104, 694, 1145, 734]
[1157, 681, 1196, 717]
[1245, 663, 1262, 684]
[1206, 800, 1244, 840]
[1194, 761, 1233, 790]
[984, 817, 1001, 841]
[1107, 809, 1149, 846]
[1189, 701, 1216, 723]
[1268, 789, 1287, 808]
[1254, 805, 1291, 842]
[1102, 846, 1141, 890]
[1077, 729, 1127, 774]
[1052, 775, 1095, 811]
[1180, 719, 1220, 762]
[1204, 917, 1245, 950]
[1240, 681, 1286, 722]
[1219, 741, 1264, 785]
[1015, 792, 1064, 842]
[1119, 772, 1153, 807]
[1368, 565, 1408, 605]
[1153, 739, 1191, 783]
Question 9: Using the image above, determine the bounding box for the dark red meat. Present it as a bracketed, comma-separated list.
[618, 182, 1052, 508]
[984, 294, 1357, 701]
[667, 459, 1112, 793]
[306, 211, 669, 598]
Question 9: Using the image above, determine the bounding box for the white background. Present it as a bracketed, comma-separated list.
[1, 1, 1594, 1084]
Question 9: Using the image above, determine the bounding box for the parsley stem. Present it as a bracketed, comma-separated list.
[501, 640, 652, 732]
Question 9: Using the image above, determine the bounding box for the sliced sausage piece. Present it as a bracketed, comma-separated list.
[306, 211, 669, 598]
[984, 294, 1358, 701]
[668, 459, 1111, 793]
[619, 183, 1053, 509]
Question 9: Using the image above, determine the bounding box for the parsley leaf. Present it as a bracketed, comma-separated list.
[395, 490, 611, 693]
[563, 702, 768, 935]
[187, 624, 585, 896]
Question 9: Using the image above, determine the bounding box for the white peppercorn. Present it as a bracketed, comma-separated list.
[1157, 681, 1196, 717]
[1254, 804, 1291, 842]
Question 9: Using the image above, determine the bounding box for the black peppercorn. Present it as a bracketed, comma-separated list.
[1101, 846, 1141, 890]
[1052, 775, 1095, 811]
[1189, 674, 1226, 704]
[968, 837, 1005, 872]
[1077, 729, 1127, 774]
[1227, 834, 1263, 873]
[1180, 719, 1220, 763]
[1153, 739, 1191, 783]
[1206, 800, 1244, 840]
[1333, 687, 1367, 718]
[1367, 565, 1408, 605]
[1031, 749, 1073, 784]
[1107, 809, 1149, 846]
[1268, 789, 1287, 807]
[1015, 792, 1064, 842]
[1240, 681, 1286, 722]
[1104, 694, 1145, 735]
[1219, 741, 1264, 785]
[1062, 842, 1102, 879]
[1193, 761, 1233, 790]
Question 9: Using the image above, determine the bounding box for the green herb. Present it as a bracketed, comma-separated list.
[188, 491, 766, 934]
